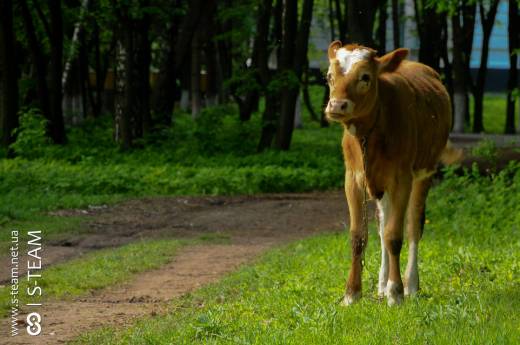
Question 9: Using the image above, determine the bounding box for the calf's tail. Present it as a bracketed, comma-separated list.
[440, 140, 463, 165]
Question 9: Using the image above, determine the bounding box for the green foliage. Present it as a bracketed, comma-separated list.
[224, 69, 261, 97]
[0, 109, 343, 224]
[74, 164, 520, 344]
[268, 70, 301, 93]
[9, 108, 51, 159]
[194, 104, 260, 155]
[471, 138, 498, 163]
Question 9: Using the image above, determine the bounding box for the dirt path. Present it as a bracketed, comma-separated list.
[1, 192, 346, 283]
[2, 192, 348, 344]
[7, 243, 277, 345]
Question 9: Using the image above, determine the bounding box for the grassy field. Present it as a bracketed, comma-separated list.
[72, 163, 520, 344]
[469, 93, 509, 134]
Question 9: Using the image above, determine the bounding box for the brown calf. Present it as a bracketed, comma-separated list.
[325, 41, 460, 306]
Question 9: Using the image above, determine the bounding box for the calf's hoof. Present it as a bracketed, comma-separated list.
[404, 283, 419, 297]
[385, 280, 404, 306]
[340, 292, 361, 306]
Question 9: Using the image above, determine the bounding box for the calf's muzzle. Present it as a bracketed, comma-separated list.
[325, 98, 354, 118]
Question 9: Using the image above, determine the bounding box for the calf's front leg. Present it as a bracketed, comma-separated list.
[376, 194, 390, 297]
[341, 171, 367, 306]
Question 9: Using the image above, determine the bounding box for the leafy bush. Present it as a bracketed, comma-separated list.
[471, 138, 498, 164]
[194, 104, 260, 155]
[10, 108, 51, 159]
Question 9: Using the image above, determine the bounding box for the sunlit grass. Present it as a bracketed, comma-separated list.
[73, 163, 520, 344]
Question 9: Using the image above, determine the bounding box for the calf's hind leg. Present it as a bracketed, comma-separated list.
[404, 175, 432, 296]
[384, 175, 412, 306]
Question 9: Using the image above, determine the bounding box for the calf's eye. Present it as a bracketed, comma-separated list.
[361, 74, 370, 82]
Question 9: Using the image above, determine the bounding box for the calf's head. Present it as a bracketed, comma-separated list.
[325, 41, 409, 123]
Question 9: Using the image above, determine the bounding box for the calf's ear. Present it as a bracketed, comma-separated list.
[377, 48, 409, 73]
[328, 40, 342, 60]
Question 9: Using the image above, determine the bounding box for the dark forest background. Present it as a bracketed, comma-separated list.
[0, 0, 519, 156]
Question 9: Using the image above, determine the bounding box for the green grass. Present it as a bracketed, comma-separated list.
[469, 93, 508, 134]
[73, 163, 520, 344]
[0, 238, 184, 316]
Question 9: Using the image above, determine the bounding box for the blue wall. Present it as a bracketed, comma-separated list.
[471, 0, 511, 69]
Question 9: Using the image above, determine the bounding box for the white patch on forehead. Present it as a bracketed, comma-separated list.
[336, 48, 371, 75]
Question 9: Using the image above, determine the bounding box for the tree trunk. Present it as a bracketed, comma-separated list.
[214, 0, 233, 104]
[151, 0, 215, 120]
[328, 0, 336, 39]
[135, 4, 151, 135]
[63, 0, 90, 125]
[79, 34, 89, 120]
[113, 4, 150, 149]
[275, 0, 314, 150]
[462, 2, 476, 127]
[451, 3, 476, 133]
[0, 0, 19, 150]
[391, 0, 399, 48]
[452, 14, 467, 133]
[275, 0, 299, 150]
[472, 0, 499, 133]
[258, 94, 279, 151]
[19, 0, 52, 138]
[114, 34, 132, 149]
[48, 0, 67, 144]
[334, 0, 346, 41]
[204, 40, 219, 107]
[232, 0, 264, 122]
[151, 29, 177, 122]
[377, 0, 387, 54]
[90, 17, 103, 118]
[302, 65, 319, 122]
[191, 31, 202, 118]
[62, 0, 90, 90]
[256, 0, 276, 151]
[151, 0, 181, 122]
[415, 0, 443, 71]
[505, 0, 518, 134]
[440, 17, 454, 115]
[346, 0, 380, 46]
